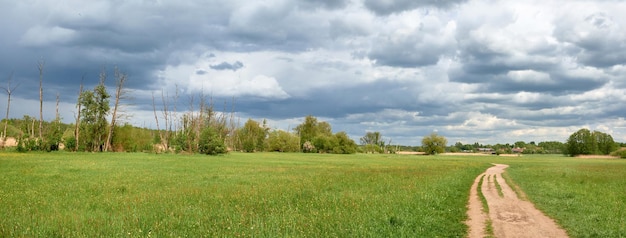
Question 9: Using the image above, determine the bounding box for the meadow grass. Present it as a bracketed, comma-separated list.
[2, 152, 624, 237]
[476, 174, 496, 238]
[0, 152, 489, 237]
[493, 174, 504, 198]
[499, 155, 626, 237]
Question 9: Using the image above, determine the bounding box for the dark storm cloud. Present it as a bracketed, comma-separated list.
[0, 1, 231, 101]
[210, 61, 244, 71]
[238, 79, 426, 119]
[363, 0, 468, 15]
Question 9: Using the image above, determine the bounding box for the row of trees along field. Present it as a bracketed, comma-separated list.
[2, 63, 624, 156]
[439, 129, 625, 158]
[564, 128, 625, 157]
[0, 63, 362, 154]
[447, 140, 567, 154]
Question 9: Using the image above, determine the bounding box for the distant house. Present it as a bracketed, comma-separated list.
[512, 147, 524, 153]
[478, 148, 494, 153]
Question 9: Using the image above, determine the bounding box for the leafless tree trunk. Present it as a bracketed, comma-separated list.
[31, 118, 35, 138]
[74, 78, 84, 151]
[38, 59, 45, 141]
[161, 90, 171, 152]
[104, 67, 127, 152]
[228, 96, 237, 151]
[187, 94, 196, 152]
[152, 92, 167, 152]
[55, 93, 60, 121]
[2, 72, 19, 144]
[173, 84, 179, 134]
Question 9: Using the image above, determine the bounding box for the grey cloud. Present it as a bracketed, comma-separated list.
[227, 2, 329, 52]
[554, 11, 626, 68]
[240, 80, 420, 119]
[369, 32, 451, 68]
[0, 0, 235, 100]
[364, 0, 467, 15]
[329, 18, 370, 40]
[300, 0, 350, 10]
[369, 44, 441, 67]
[484, 72, 607, 95]
[210, 61, 244, 71]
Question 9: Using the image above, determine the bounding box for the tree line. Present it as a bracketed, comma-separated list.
[1, 62, 624, 157]
[0, 62, 361, 154]
[432, 129, 624, 158]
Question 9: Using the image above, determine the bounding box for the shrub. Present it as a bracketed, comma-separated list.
[302, 141, 316, 153]
[610, 149, 626, 159]
[198, 127, 227, 155]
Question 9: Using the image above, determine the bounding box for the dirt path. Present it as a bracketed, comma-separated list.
[466, 164, 569, 238]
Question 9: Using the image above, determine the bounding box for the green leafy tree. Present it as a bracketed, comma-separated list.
[294, 115, 332, 149]
[111, 124, 154, 152]
[199, 126, 227, 155]
[238, 119, 268, 152]
[565, 129, 617, 156]
[79, 74, 110, 152]
[514, 141, 526, 149]
[594, 131, 617, 155]
[43, 119, 63, 151]
[360, 131, 385, 153]
[565, 128, 591, 156]
[422, 133, 447, 155]
[312, 134, 338, 153]
[293, 115, 357, 154]
[267, 130, 300, 152]
[333, 131, 357, 154]
[538, 141, 564, 154]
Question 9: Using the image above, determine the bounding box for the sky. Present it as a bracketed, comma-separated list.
[1, 0, 626, 146]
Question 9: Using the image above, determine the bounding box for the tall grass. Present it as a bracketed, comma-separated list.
[0, 152, 489, 237]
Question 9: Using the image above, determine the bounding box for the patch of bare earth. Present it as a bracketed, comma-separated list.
[576, 155, 619, 159]
[395, 151, 426, 155]
[0, 137, 17, 147]
[466, 164, 569, 238]
[442, 152, 494, 156]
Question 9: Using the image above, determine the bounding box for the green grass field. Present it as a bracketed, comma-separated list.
[0, 152, 624, 237]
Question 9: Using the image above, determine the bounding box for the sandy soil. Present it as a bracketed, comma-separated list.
[0, 137, 17, 147]
[575, 155, 619, 159]
[395, 151, 426, 155]
[466, 164, 569, 238]
[442, 152, 494, 156]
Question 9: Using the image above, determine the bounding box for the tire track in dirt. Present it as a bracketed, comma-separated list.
[466, 164, 569, 238]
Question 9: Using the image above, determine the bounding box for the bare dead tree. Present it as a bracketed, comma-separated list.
[187, 93, 196, 152]
[31, 117, 35, 138]
[37, 59, 45, 141]
[161, 90, 171, 151]
[228, 96, 237, 151]
[104, 67, 128, 152]
[2, 72, 19, 143]
[74, 77, 84, 152]
[197, 93, 205, 148]
[152, 92, 167, 152]
[55, 93, 59, 121]
[173, 84, 180, 134]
